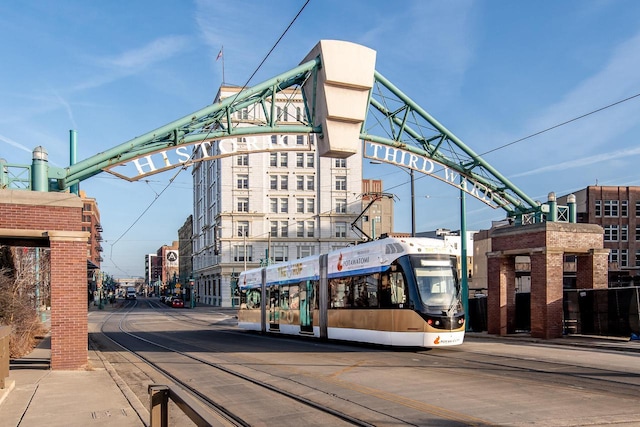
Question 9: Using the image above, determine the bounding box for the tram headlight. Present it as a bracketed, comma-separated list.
[427, 319, 433, 325]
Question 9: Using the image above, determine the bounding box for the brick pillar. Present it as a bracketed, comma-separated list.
[487, 254, 515, 335]
[530, 250, 564, 339]
[576, 249, 609, 290]
[48, 231, 89, 370]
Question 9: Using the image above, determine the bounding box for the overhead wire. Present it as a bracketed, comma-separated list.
[106, 0, 311, 276]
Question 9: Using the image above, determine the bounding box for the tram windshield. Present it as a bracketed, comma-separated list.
[413, 258, 458, 309]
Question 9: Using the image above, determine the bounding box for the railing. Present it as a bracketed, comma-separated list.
[0, 326, 10, 389]
[148, 384, 225, 427]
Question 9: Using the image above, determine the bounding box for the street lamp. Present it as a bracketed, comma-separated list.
[369, 162, 416, 237]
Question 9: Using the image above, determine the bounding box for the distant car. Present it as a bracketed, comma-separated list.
[171, 298, 184, 308]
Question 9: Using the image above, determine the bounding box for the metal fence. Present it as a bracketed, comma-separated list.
[564, 287, 640, 338]
[468, 287, 640, 339]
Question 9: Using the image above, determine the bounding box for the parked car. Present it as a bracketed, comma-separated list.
[171, 298, 184, 308]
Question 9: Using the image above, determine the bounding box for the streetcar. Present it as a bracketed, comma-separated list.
[237, 237, 465, 347]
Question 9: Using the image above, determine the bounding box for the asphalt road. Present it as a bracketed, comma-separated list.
[89, 298, 640, 427]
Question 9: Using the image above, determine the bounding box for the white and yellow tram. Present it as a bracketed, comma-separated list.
[237, 237, 465, 347]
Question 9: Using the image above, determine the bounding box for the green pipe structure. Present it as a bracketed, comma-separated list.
[4, 47, 548, 223]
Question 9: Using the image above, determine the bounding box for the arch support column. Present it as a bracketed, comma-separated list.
[487, 254, 515, 335]
[530, 250, 564, 339]
[48, 231, 89, 369]
[576, 249, 609, 290]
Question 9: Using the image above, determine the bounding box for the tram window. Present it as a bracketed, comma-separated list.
[289, 285, 299, 309]
[353, 275, 378, 307]
[280, 286, 289, 309]
[330, 278, 352, 308]
[390, 272, 407, 305]
[245, 289, 261, 309]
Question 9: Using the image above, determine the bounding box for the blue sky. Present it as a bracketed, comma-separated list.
[2, 1, 640, 278]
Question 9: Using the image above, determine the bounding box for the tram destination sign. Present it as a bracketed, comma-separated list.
[364, 141, 509, 209]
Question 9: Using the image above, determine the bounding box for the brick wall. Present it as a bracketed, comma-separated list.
[50, 236, 88, 369]
[0, 190, 88, 370]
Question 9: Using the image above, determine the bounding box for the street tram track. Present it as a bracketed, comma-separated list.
[95, 300, 640, 426]
[98, 301, 381, 426]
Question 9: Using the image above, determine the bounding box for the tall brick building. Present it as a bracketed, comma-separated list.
[558, 186, 640, 285]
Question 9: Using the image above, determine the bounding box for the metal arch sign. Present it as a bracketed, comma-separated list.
[364, 141, 510, 209]
[102, 134, 313, 182]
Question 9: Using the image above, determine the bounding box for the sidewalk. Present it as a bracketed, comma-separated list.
[1, 302, 638, 427]
[0, 304, 147, 427]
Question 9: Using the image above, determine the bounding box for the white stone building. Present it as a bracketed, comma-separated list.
[191, 85, 363, 307]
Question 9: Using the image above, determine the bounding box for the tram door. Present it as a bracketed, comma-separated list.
[299, 280, 313, 333]
[268, 287, 279, 330]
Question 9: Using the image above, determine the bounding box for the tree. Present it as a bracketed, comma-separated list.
[0, 246, 49, 358]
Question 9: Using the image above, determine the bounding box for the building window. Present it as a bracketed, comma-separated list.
[604, 200, 619, 217]
[636, 250, 640, 267]
[307, 221, 315, 237]
[336, 199, 347, 213]
[236, 154, 248, 166]
[297, 176, 304, 190]
[306, 199, 314, 214]
[636, 225, 640, 241]
[237, 175, 248, 189]
[297, 221, 304, 238]
[233, 245, 253, 262]
[270, 175, 278, 190]
[280, 198, 288, 213]
[298, 245, 314, 258]
[237, 198, 249, 212]
[621, 225, 628, 242]
[283, 106, 289, 122]
[622, 200, 628, 217]
[621, 249, 628, 267]
[270, 221, 279, 237]
[306, 176, 314, 191]
[296, 107, 302, 121]
[271, 135, 278, 145]
[280, 153, 288, 167]
[610, 249, 619, 264]
[280, 175, 288, 190]
[277, 106, 282, 121]
[296, 153, 304, 168]
[306, 153, 314, 168]
[270, 153, 278, 167]
[604, 225, 619, 241]
[335, 222, 347, 238]
[335, 158, 346, 168]
[280, 221, 288, 238]
[595, 200, 602, 217]
[270, 198, 278, 213]
[237, 221, 249, 237]
[273, 246, 289, 263]
[636, 201, 640, 216]
[236, 108, 248, 120]
[335, 176, 347, 191]
[297, 199, 304, 213]
[296, 135, 304, 145]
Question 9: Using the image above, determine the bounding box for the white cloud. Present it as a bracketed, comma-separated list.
[72, 36, 190, 92]
[0, 134, 32, 154]
[512, 145, 640, 178]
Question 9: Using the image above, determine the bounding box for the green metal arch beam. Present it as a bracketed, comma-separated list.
[52, 57, 322, 189]
[45, 41, 540, 219]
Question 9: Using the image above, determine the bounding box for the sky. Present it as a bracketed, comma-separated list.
[2, 0, 640, 278]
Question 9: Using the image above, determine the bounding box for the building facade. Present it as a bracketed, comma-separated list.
[358, 179, 394, 239]
[178, 215, 193, 286]
[559, 186, 640, 285]
[191, 85, 363, 307]
[80, 190, 103, 295]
